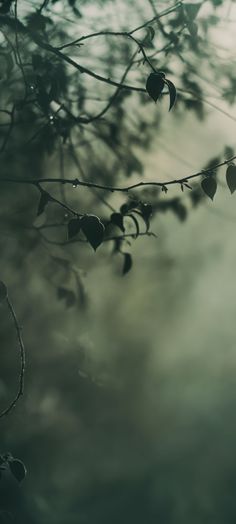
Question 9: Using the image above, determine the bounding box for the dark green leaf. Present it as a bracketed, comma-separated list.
[142, 26, 155, 47]
[0, 281, 7, 302]
[127, 214, 140, 238]
[226, 164, 236, 194]
[122, 253, 132, 275]
[120, 200, 137, 215]
[27, 13, 51, 32]
[81, 215, 105, 251]
[112, 237, 122, 254]
[68, 218, 81, 239]
[141, 203, 152, 219]
[68, 0, 82, 16]
[37, 191, 51, 216]
[184, 3, 202, 20]
[146, 26, 155, 41]
[165, 78, 177, 111]
[8, 459, 27, 483]
[140, 203, 152, 231]
[187, 20, 198, 37]
[201, 177, 217, 200]
[110, 213, 125, 232]
[146, 73, 165, 103]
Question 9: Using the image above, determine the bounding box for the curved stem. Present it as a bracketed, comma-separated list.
[0, 295, 26, 419]
[0, 155, 235, 193]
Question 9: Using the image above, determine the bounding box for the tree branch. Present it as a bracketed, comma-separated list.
[0, 155, 235, 194]
[0, 289, 26, 419]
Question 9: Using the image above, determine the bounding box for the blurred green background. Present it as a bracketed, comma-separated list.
[1, 0, 236, 522]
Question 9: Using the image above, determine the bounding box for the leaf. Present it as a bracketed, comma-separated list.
[122, 253, 133, 275]
[112, 237, 122, 254]
[142, 26, 155, 47]
[201, 177, 217, 200]
[141, 203, 152, 219]
[110, 213, 125, 232]
[165, 79, 177, 111]
[186, 20, 198, 37]
[140, 203, 152, 231]
[81, 215, 105, 251]
[37, 191, 51, 216]
[127, 214, 140, 238]
[226, 164, 236, 194]
[8, 459, 27, 483]
[184, 3, 202, 20]
[68, 0, 82, 16]
[27, 13, 51, 32]
[0, 281, 7, 302]
[146, 73, 165, 103]
[146, 25, 155, 41]
[68, 218, 81, 239]
[120, 200, 137, 215]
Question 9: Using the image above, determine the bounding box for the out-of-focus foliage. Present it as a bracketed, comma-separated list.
[0, 0, 235, 283]
[1, 0, 236, 522]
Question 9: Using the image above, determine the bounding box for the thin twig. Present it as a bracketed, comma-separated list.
[0, 155, 235, 194]
[57, 3, 181, 50]
[39, 230, 154, 247]
[0, 293, 26, 419]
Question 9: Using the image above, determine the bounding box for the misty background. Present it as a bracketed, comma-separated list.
[1, 0, 236, 522]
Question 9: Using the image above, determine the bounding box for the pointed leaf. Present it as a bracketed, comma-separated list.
[141, 203, 152, 219]
[146, 73, 165, 103]
[142, 26, 155, 47]
[37, 191, 51, 216]
[68, 218, 81, 239]
[146, 26, 155, 41]
[187, 20, 198, 37]
[122, 253, 133, 275]
[81, 215, 105, 251]
[165, 79, 177, 111]
[127, 214, 140, 238]
[110, 213, 125, 232]
[226, 164, 236, 194]
[9, 459, 27, 483]
[0, 281, 7, 302]
[201, 177, 217, 200]
[184, 3, 202, 20]
[140, 203, 152, 231]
